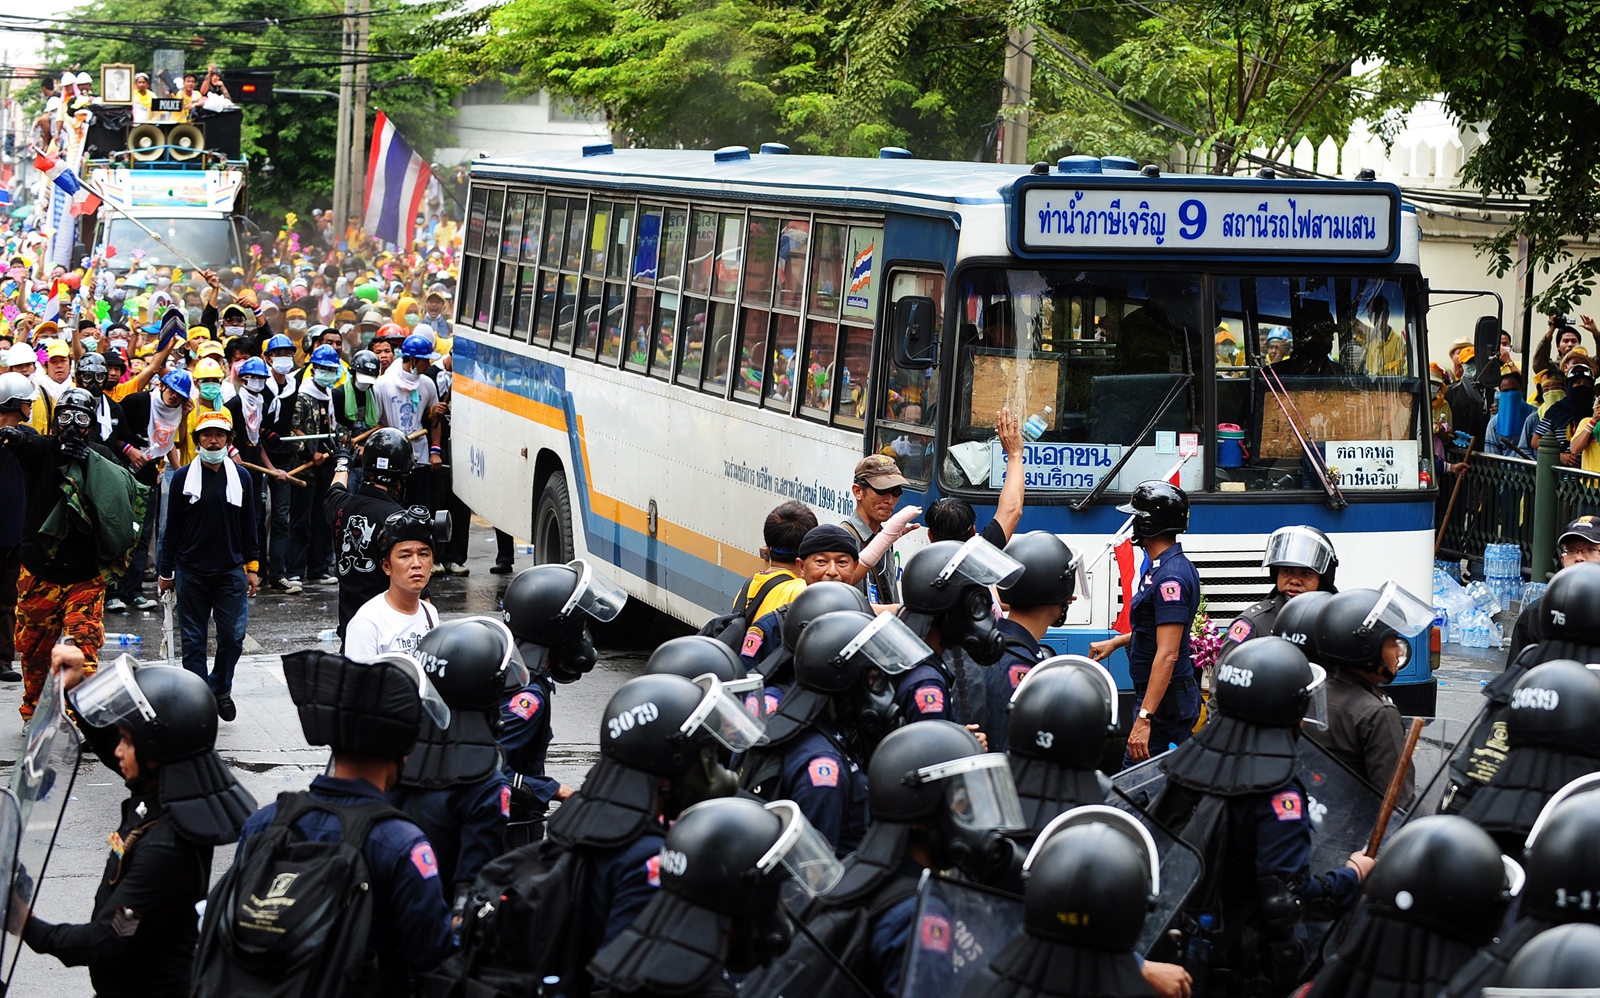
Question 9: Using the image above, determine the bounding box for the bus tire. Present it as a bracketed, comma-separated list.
[534, 474, 575, 565]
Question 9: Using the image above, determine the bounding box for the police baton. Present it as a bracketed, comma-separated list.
[1365, 716, 1426, 857]
[237, 459, 306, 488]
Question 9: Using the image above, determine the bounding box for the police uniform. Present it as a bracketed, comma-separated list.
[394, 773, 511, 890]
[1126, 543, 1202, 761]
[1219, 589, 1289, 657]
[237, 775, 454, 989]
[896, 661, 952, 723]
[740, 607, 785, 670]
[22, 790, 209, 998]
[588, 825, 667, 951]
[870, 860, 951, 998]
[980, 618, 1047, 753]
[500, 671, 563, 843]
[780, 725, 870, 855]
[323, 480, 403, 638]
[1306, 668, 1414, 804]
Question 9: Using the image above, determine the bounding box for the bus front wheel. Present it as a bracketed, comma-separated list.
[534, 474, 575, 565]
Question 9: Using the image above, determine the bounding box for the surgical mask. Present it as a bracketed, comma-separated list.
[186, 307, 202, 325]
[224, 325, 244, 338]
[271, 357, 294, 374]
[243, 376, 266, 394]
[313, 369, 339, 388]
[354, 373, 375, 390]
[198, 445, 227, 465]
[82, 337, 97, 353]
[404, 314, 419, 327]
[288, 320, 307, 332]
[199, 382, 222, 403]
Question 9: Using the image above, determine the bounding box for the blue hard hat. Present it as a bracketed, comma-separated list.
[160, 369, 193, 396]
[401, 332, 438, 360]
[238, 357, 269, 378]
[310, 345, 341, 368]
[265, 333, 295, 354]
[1266, 325, 1292, 342]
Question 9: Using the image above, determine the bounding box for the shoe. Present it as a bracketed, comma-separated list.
[216, 695, 237, 722]
[447, 562, 470, 576]
[431, 563, 445, 576]
[306, 574, 338, 586]
[131, 596, 159, 611]
[489, 561, 515, 575]
[273, 577, 303, 594]
[0, 668, 19, 682]
[104, 597, 128, 613]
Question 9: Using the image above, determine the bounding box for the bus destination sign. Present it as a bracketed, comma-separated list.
[1014, 180, 1398, 258]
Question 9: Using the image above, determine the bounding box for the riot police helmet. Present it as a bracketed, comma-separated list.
[899, 538, 1024, 615]
[1262, 525, 1339, 590]
[1364, 815, 1520, 947]
[868, 719, 1022, 824]
[792, 610, 926, 694]
[361, 426, 415, 489]
[1504, 660, 1600, 757]
[999, 531, 1081, 609]
[1211, 636, 1327, 729]
[601, 672, 767, 776]
[1008, 655, 1119, 769]
[1021, 806, 1158, 950]
[1310, 583, 1434, 674]
[664, 796, 844, 913]
[646, 635, 759, 695]
[1522, 777, 1600, 924]
[414, 616, 531, 711]
[1271, 590, 1334, 662]
[780, 581, 871, 653]
[503, 559, 628, 637]
[1117, 481, 1189, 541]
[1499, 923, 1600, 990]
[1543, 563, 1600, 642]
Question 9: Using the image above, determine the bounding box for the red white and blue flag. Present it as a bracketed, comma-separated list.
[34, 150, 101, 216]
[362, 112, 431, 248]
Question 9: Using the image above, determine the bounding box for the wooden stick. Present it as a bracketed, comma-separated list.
[287, 427, 428, 477]
[237, 460, 306, 488]
[1366, 717, 1426, 857]
[1435, 431, 1480, 554]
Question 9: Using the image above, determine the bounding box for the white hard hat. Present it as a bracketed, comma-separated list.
[3, 343, 37, 368]
[0, 371, 37, 409]
[74, 72, 92, 86]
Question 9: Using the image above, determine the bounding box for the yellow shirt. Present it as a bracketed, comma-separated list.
[1577, 418, 1600, 473]
[1364, 331, 1407, 376]
[108, 378, 143, 403]
[739, 569, 807, 622]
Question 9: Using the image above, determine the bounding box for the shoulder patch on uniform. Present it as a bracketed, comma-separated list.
[919, 913, 951, 952]
[1270, 790, 1304, 822]
[741, 627, 764, 657]
[1008, 663, 1032, 689]
[807, 756, 841, 788]
[1227, 618, 1253, 643]
[1160, 580, 1183, 603]
[507, 690, 540, 720]
[914, 685, 945, 715]
[646, 853, 662, 888]
[500, 784, 512, 818]
[410, 841, 440, 879]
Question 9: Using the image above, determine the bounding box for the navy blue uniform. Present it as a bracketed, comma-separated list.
[237, 775, 453, 984]
[392, 773, 510, 889]
[587, 827, 667, 951]
[740, 609, 784, 671]
[868, 859, 940, 998]
[501, 678, 563, 814]
[896, 661, 952, 724]
[982, 619, 1046, 753]
[779, 727, 870, 856]
[1126, 543, 1202, 763]
[1223, 778, 1362, 915]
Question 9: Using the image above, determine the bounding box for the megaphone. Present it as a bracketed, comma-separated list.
[167, 123, 204, 161]
[128, 124, 165, 163]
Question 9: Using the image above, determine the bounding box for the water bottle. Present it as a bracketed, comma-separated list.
[517, 544, 536, 555]
[103, 632, 141, 646]
[317, 628, 340, 642]
[1186, 914, 1214, 967]
[1021, 406, 1053, 442]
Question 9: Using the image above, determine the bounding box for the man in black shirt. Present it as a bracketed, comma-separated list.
[0, 373, 33, 682]
[324, 427, 410, 645]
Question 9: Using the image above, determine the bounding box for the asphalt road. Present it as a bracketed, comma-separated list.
[0, 521, 1508, 994]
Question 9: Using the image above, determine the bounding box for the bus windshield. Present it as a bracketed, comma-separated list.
[103, 217, 239, 272]
[944, 268, 1423, 495]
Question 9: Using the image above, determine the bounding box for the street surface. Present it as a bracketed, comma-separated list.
[0, 521, 1503, 994]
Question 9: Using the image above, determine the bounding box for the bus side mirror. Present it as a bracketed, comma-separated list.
[1472, 314, 1502, 409]
[892, 296, 938, 369]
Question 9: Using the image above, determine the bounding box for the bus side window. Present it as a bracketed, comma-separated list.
[873, 269, 943, 485]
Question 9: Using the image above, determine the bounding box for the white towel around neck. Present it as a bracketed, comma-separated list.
[183, 454, 244, 507]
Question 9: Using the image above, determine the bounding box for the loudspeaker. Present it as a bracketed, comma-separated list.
[128, 123, 166, 162]
[167, 123, 204, 161]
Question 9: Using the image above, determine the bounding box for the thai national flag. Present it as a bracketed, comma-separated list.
[362, 112, 432, 248]
[33, 150, 101, 216]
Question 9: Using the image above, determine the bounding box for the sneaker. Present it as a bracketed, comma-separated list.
[104, 597, 129, 613]
[489, 561, 515, 575]
[0, 668, 19, 682]
[306, 574, 338, 586]
[273, 577, 303, 594]
[431, 563, 445, 576]
[447, 563, 470, 577]
[131, 596, 159, 611]
[216, 695, 237, 722]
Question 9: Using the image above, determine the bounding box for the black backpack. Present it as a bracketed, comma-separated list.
[192, 791, 411, 998]
[420, 837, 595, 998]
[697, 573, 791, 652]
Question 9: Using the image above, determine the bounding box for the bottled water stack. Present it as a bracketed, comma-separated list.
[1483, 542, 1525, 611]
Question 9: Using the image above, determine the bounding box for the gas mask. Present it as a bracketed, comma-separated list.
[919, 754, 1026, 884]
[843, 666, 901, 763]
[726, 895, 794, 973]
[663, 743, 741, 818]
[938, 584, 1008, 665]
[546, 628, 599, 684]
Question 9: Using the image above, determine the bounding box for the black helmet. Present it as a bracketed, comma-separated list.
[601, 673, 767, 776]
[378, 505, 438, 560]
[1211, 636, 1324, 728]
[1544, 563, 1600, 642]
[75, 351, 109, 395]
[900, 540, 979, 615]
[1117, 481, 1189, 541]
[792, 610, 925, 695]
[660, 797, 807, 914]
[1022, 808, 1157, 950]
[999, 531, 1080, 608]
[1262, 525, 1338, 589]
[1364, 815, 1517, 946]
[780, 581, 871, 653]
[1007, 655, 1118, 768]
[362, 426, 415, 488]
[869, 719, 991, 820]
[55, 386, 96, 431]
[1271, 590, 1334, 662]
[414, 616, 530, 711]
[1310, 584, 1434, 673]
[898, 538, 1022, 666]
[646, 635, 748, 685]
[1522, 780, 1600, 924]
[351, 349, 381, 379]
[1505, 660, 1600, 756]
[1500, 923, 1600, 989]
[503, 559, 627, 682]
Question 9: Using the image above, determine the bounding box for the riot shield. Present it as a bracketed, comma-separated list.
[0, 790, 21, 988]
[900, 871, 1025, 998]
[4, 667, 82, 987]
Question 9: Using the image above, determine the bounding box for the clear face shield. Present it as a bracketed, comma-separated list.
[838, 613, 932, 676]
[457, 615, 532, 691]
[375, 652, 452, 730]
[1302, 663, 1329, 730]
[936, 535, 1026, 589]
[684, 674, 769, 752]
[1358, 581, 1435, 638]
[561, 559, 629, 623]
[1024, 805, 1160, 896]
[69, 654, 159, 731]
[1009, 654, 1120, 727]
[759, 799, 846, 895]
[1262, 527, 1336, 574]
[914, 752, 1026, 833]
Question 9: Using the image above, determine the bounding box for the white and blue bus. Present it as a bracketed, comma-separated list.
[450, 144, 1441, 714]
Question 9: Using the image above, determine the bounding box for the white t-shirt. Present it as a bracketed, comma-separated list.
[372, 367, 440, 464]
[343, 591, 438, 661]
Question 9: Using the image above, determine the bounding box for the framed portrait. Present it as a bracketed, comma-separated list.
[101, 64, 134, 105]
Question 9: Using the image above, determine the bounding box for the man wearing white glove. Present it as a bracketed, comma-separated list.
[843, 454, 912, 603]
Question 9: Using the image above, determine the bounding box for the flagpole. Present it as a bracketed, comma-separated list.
[84, 184, 209, 274]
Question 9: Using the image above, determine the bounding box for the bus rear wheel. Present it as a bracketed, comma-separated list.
[534, 474, 574, 565]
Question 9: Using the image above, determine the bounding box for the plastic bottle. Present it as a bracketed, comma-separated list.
[317, 628, 340, 642]
[103, 632, 141, 646]
[518, 544, 536, 555]
[1187, 914, 1214, 967]
[1022, 406, 1054, 442]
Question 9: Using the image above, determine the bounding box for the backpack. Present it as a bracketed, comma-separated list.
[737, 872, 919, 998]
[420, 837, 594, 998]
[697, 573, 791, 653]
[192, 791, 411, 998]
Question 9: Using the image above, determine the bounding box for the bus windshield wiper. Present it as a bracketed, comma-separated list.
[1259, 363, 1348, 510]
[1070, 374, 1192, 512]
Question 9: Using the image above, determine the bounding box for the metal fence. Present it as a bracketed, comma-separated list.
[1555, 466, 1600, 527]
[1437, 452, 1536, 570]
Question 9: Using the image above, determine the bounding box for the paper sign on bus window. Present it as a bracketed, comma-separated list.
[1155, 431, 1176, 455]
[841, 227, 882, 323]
[1179, 433, 1200, 458]
[1323, 439, 1420, 490]
[993, 440, 1121, 490]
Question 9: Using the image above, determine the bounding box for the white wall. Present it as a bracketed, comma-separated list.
[435, 83, 610, 167]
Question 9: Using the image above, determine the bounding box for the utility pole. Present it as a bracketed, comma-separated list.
[999, 25, 1034, 164]
[349, 0, 370, 238]
[331, 0, 356, 245]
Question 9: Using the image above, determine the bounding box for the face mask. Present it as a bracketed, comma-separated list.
[313, 369, 339, 388]
[82, 337, 97, 353]
[199, 382, 222, 403]
[546, 631, 598, 684]
[271, 357, 294, 374]
[936, 807, 1018, 884]
[844, 667, 902, 765]
[187, 308, 203, 325]
[940, 585, 1008, 666]
[354, 373, 375, 390]
[224, 325, 244, 338]
[198, 446, 227, 465]
[663, 744, 739, 820]
[288, 320, 307, 332]
[404, 314, 419, 327]
[243, 376, 266, 394]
